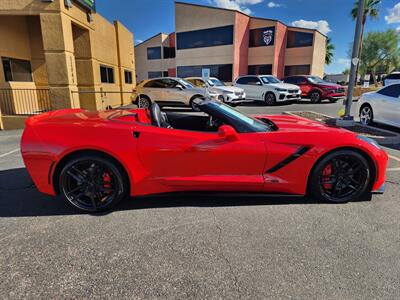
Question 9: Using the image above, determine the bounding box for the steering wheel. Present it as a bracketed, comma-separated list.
[150, 103, 171, 128]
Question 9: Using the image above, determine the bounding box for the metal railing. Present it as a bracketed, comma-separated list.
[0, 88, 51, 116]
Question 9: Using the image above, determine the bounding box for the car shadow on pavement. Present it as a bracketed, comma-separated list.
[0, 168, 371, 218]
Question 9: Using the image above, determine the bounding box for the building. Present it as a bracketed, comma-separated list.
[135, 2, 326, 83]
[0, 0, 136, 129]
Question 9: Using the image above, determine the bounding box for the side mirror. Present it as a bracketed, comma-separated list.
[218, 125, 238, 141]
[176, 84, 183, 90]
[256, 81, 262, 85]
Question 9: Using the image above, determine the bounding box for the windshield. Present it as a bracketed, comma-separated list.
[177, 79, 194, 89]
[208, 78, 225, 87]
[203, 101, 273, 132]
[307, 76, 326, 84]
[260, 76, 281, 84]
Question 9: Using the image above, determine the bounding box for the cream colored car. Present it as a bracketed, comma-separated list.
[135, 77, 220, 111]
[185, 77, 246, 106]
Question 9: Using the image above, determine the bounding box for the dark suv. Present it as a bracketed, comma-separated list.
[284, 75, 345, 103]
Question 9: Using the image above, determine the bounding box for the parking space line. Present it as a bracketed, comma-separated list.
[388, 154, 400, 172]
[0, 148, 19, 159]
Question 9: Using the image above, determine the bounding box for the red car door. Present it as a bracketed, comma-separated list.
[297, 76, 312, 96]
[136, 126, 267, 192]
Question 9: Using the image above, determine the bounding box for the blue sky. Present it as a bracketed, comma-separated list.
[96, 0, 400, 74]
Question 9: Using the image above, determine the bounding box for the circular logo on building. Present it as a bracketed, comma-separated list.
[263, 30, 273, 45]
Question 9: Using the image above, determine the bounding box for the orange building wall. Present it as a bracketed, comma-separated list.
[233, 12, 250, 79]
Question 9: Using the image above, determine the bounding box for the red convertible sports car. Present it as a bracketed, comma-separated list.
[21, 100, 388, 212]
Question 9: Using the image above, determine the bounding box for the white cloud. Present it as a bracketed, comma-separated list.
[211, 0, 263, 14]
[135, 39, 143, 45]
[236, 0, 263, 4]
[385, 3, 400, 24]
[267, 1, 282, 8]
[291, 19, 331, 35]
[337, 58, 350, 66]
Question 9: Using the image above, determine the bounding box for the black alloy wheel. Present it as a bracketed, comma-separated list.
[309, 150, 371, 203]
[264, 92, 276, 106]
[59, 155, 128, 212]
[310, 91, 321, 103]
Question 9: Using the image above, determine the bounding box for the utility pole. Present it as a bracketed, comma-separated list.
[337, 0, 365, 126]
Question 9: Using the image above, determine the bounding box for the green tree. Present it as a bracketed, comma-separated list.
[351, 0, 381, 84]
[325, 37, 335, 65]
[342, 68, 350, 75]
[358, 29, 400, 85]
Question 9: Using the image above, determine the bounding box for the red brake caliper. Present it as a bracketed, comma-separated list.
[102, 172, 112, 198]
[322, 164, 333, 189]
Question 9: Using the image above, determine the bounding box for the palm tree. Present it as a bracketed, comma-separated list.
[351, 0, 380, 84]
[325, 37, 334, 65]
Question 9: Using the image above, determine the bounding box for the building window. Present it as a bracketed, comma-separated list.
[147, 47, 162, 60]
[124, 70, 133, 84]
[176, 25, 234, 50]
[163, 47, 176, 59]
[284, 65, 311, 76]
[163, 71, 169, 77]
[286, 31, 314, 48]
[2, 57, 33, 82]
[249, 27, 275, 47]
[177, 64, 233, 82]
[100, 65, 114, 83]
[148, 71, 163, 79]
[248, 64, 272, 75]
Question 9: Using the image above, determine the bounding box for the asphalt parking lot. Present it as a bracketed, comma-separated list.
[1, 100, 400, 299]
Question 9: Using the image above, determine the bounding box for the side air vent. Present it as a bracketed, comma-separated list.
[266, 146, 310, 173]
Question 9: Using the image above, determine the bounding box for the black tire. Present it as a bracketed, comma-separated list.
[309, 150, 372, 203]
[137, 95, 151, 108]
[59, 154, 129, 212]
[190, 96, 203, 112]
[309, 90, 321, 103]
[264, 92, 276, 106]
[359, 104, 373, 125]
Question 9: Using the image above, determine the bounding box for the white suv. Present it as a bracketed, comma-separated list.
[185, 77, 246, 106]
[135, 77, 220, 111]
[234, 75, 301, 105]
[383, 72, 400, 86]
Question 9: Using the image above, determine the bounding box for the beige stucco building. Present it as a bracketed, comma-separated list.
[0, 0, 136, 129]
[135, 2, 326, 83]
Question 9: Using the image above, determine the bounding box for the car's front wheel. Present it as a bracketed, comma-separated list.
[264, 92, 276, 106]
[309, 150, 372, 203]
[59, 154, 128, 212]
[310, 90, 321, 103]
[359, 104, 373, 125]
[138, 96, 151, 109]
[190, 96, 203, 112]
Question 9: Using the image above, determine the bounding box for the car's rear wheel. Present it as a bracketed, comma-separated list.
[59, 155, 128, 212]
[310, 90, 321, 103]
[359, 104, 373, 125]
[264, 92, 276, 106]
[138, 96, 151, 109]
[309, 150, 372, 203]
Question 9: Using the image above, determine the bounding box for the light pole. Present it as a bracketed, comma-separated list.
[337, 0, 365, 126]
